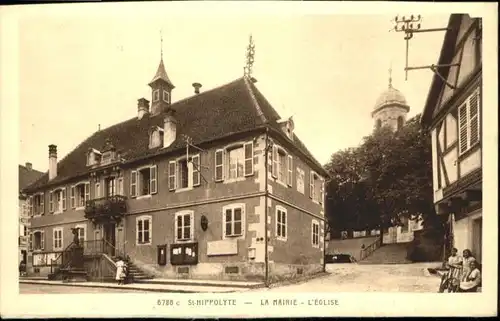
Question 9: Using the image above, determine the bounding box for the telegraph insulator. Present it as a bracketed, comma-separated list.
[402, 25, 406, 31]
[410, 23, 413, 29]
[418, 15, 421, 20]
[411, 15, 414, 20]
[402, 16, 405, 20]
[417, 23, 421, 29]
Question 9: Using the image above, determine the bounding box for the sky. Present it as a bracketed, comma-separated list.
[16, 4, 451, 172]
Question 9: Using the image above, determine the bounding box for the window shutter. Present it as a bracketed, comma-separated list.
[309, 172, 314, 199]
[28, 196, 33, 217]
[190, 213, 194, 240]
[244, 142, 254, 176]
[192, 155, 200, 186]
[458, 103, 468, 154]
[268, 146, 273, 173]
[62, 188, 67, 210]
[319, 179, 324, 204]
[215, 149, 224, 182]
[272, 145, 278, 178]
[49, 192, 54, 213]
[287, 155, 293, 186]
[40, 193, 45, 215]
[41, 231, 45, 250]
[130, 170, 137, 197]
[168, 161, 176, 190]
[70, 186, 75, 208]
[469, 89, 480, 146]
[150, 165, 158, 194]
[118, 177, 123, 195]
[95, 183, 100, 199]
[29, 233, 33, 251]
[85, 183, 90, 202]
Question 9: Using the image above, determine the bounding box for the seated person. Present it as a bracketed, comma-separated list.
[459, 260, 481, 293]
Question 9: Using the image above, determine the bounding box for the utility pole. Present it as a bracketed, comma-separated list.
[394, 14, 459, 88]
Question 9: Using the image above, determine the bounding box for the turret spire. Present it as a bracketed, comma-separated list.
[160, 29, 163, 61]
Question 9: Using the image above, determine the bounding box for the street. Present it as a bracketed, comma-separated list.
[262, 263, 441, 293]
[19, 263, 441, 294]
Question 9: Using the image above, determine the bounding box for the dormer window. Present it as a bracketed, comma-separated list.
[163, 90, 170, 104]
[149, 126, 164, 149]
[153, 89, 160, 102]
[87, 148, 102, 166]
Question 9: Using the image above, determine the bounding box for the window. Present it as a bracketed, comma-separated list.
[32, 193, 44, 216]
[214, 142, 254, 183]
[50, 188, 66, 213]
[130, 166, 157, 197]
[117, 177, 124, 195]
[163, 90, 170, 103]
[149, 127, 164, 149]
[312, 220, 320, 247]
[376, 119, 382, 130]
[30, 231, 44, 251]
[87, 149, 102, 166]
[153, 89, 160, 102]
[106, 177, 115, 197]
[101, 151, 113, 165]
[75, 224, 86, 245]
[136, 216, 152, 245]
[23, 225, 27, 237]
[297, 168, 305, 194]
[168, 155, 201, 191]
[175, 211, 193, 242]
[276, 206, 287, 241]
[397, 116, 404, 130]
[309, 171, 322, 203]
[270, 144, 291, 185]
[71, 183, 90, 208]
[458, 88, 481, 155]
[223, 204, 245, 238]
[53, 227, 63, 251]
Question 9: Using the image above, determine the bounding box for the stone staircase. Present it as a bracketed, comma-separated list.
[111, 257, 153, 281]
[359, 242, 412, 264]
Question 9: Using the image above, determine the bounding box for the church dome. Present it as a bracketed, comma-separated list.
[374, 86, 408, 111]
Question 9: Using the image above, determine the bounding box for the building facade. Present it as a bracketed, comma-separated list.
[421, 14, 482, 263]
[18, 163, 44, 265]
[23, 56, 328, 283]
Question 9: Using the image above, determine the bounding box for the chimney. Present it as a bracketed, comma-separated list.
[48, 144, 57, 180]
[163, 108, 177, 148]
[137, 98, 150, 120]
[25, 162, 32, 171]
[192, 82, 202, 94]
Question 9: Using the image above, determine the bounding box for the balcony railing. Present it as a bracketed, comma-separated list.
[84, 195, 127, 223]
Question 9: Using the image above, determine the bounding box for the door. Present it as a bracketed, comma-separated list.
[472, 217, 482, 263]
[115, 227, 124, 257]
[103, 223, 116, 257]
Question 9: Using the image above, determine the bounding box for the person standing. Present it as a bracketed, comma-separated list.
[115, 257, 126, 285]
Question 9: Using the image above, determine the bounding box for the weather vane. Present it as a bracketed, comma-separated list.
[244, 34, 255, 78]
[388, 63, 393, 88]
[160, 29, 163, 60]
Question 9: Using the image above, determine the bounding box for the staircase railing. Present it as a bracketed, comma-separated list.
[102, 239, 127, 259]
[50, 241, 75, 275]
[360, 237, 382, 261]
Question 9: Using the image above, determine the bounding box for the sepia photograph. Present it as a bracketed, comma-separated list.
[0, 1, 497, 318]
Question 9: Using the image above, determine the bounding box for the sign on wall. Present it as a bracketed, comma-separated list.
[170, 242, 198, 266]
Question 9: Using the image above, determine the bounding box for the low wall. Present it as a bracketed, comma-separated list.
[269, 263, 323, 283]
[84, 254, 116, 282]
[326, 236, 379, 261]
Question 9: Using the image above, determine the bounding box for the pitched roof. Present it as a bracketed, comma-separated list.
[149, 59, 174, 88]
[19, 164, 44, 193]
[421, 14, 463, 127]
[25, 77, 327, 192]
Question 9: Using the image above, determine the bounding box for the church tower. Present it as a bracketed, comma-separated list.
[149, 33, 175, 116]
[372, 67, 410, 132]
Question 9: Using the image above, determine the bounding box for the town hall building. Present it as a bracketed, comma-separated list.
[22, 38, 328, 284]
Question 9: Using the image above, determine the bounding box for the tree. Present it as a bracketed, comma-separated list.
[325, 114, 443, 240]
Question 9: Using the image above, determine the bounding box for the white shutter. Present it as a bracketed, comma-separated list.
[118, 177, 123, 195]
[458, 103, 468, 154]
[41, 231, 45, 250]
[192, 155, 201, 186]
[309, 173, 313, 199]
[70, 186, 75, 208]
[40, 193, 44, 215]
[28, 196, 33, 217]
[244, 142, 254, 176]
[319, 179, 324, 204]
[272, 145, 278, 178]
[469, 89, 480, 146]
[150, 165, 158, 194]
[130, 170, 137, 197]
[287, 155, 293, 186]
[190, 213, 194, 240]
[62, 188, 66, 210]
[215, 149, 224, 182]
[168, 161, 176, 190]
[49, 192, 54, 213]
[84, 183, 90, 203]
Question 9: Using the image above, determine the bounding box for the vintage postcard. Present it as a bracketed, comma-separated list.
[0, 1, 497, 318]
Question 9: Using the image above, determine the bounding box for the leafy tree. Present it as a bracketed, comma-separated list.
[325, 114, 444, 241]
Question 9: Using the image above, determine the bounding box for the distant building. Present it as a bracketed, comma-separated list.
[421, 14, 482, 263]
[18, 163, 44, 265]
[22, 39, 328, 283]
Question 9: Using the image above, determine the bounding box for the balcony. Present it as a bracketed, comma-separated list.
[84, 195, 127, 224]
[19, 236, 29, 247]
